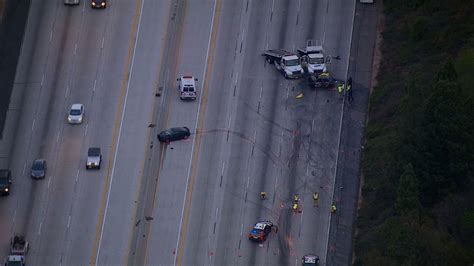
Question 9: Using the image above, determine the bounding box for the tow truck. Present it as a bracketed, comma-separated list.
[298, 39, 327, 74]
[262, 49, 303, 79]
[4, 235, 28, 266]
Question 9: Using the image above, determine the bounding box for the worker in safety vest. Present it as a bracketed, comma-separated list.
[337, 82, 344, 99]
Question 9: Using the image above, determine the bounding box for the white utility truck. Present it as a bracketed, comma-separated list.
[298, 39, 327, 74]
[262, 49, 303, 79]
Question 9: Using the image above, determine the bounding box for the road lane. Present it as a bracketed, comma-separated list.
[93, 0, 172, 265]
[140, 1, 216, 265]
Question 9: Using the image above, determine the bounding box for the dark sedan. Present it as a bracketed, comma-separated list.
[158, 127, 191, 143]
[91, 0, 106, 8]
[31, 159, 47, 179]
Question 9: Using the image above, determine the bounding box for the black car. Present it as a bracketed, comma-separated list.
[302, 254, 320, 265]
[91, 0, 106, 8]
[31, 159, 47, 179]
[0, 169, 12, 196]
[158, 127, 191, 143]
[307, 72, 336, 89]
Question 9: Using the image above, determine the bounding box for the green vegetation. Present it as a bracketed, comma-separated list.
[354, 0, 474, 265]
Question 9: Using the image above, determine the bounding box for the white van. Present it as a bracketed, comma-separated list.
[177, 76, 198, 100]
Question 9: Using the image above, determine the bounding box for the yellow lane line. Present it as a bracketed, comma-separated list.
[89, 0, 143, 264]
[175, 0, 222, 265]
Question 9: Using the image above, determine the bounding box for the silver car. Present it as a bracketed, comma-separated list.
[31, 159, 47, 179]
[68, 103, 84, 124]
[86, 147, 102, 170]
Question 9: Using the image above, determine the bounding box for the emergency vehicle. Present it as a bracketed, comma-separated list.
[177, 76, 198, 100]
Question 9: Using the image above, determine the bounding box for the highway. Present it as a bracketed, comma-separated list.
[0, 0, 357, 265]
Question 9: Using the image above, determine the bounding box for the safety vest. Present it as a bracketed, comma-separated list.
[338, 84, 344, 93]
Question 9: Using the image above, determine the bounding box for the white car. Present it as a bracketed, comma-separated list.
[64, 0, 80, 5]
[68, 103, 84, 124]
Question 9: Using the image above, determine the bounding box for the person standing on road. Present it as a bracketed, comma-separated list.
[346, 77, 353, 102]
[337, 82, 344, 99]
[348, 87, 354, 103]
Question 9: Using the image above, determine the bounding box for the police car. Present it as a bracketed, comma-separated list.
[248, 221, 273, 242]
[302, 254, 320, 265]
[177, 76, 198, 100]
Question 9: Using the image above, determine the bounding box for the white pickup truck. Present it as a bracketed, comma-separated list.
[262, 49, 304, 79]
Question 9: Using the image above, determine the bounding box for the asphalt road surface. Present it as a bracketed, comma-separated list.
[0, 0, 361, 265]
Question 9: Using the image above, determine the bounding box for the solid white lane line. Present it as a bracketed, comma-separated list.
[235, 72, 239, 84]
[253, 130, 257, 142]
[67, 215, 71, 228]
[227, 116, 231, 129]
[271, 0, 275, 12]
[84, 124, 88, 136]
[325, 0, 357, 260]
[240, 223, 243, 236]
[101, 37, 105, 49]
[221, 161, 225, 175]
[259, 87, 263, 99]
[93, 79, 97, 92]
